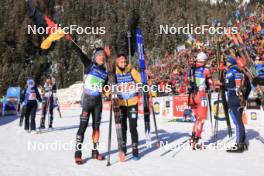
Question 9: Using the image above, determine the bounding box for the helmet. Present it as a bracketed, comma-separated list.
[196, 52, 208, 62]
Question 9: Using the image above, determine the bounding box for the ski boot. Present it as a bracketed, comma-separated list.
[190, 133, 203, 150]
[132, 148, 140, 160]
[91, 142, 105, 160]
[241, 142, 248, 151]
[226, 143, 245, 153]
[121, 143, 127, 155]
[49, 116, 53, 129]
[91, 150, 105, 160]
[39, 117, 45, 129]
[189, 132, 196, 141]
[75, 136, 85, 164]
[119, 151, 126, 162]
[189, 132, 196, 149]
[74, 151, 85, 165]
[240, 137, 248, 151]
[48, 121, 53, 130]
[132, 143, 140, 160]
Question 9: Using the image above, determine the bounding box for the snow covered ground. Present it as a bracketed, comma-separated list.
[56, 83, 83, 104]
[0, 108, 264, 176]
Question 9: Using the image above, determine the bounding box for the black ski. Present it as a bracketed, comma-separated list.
[214, 42, 232, 144]
[105, 48, 124, 166]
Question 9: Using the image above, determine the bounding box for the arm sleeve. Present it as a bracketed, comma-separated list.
[35, 88, 42, 102]
[131, 68, 141, 83]
[72, 43, 93, 68]
[204, 68, 214, 89]
[52, 84, 57, 93]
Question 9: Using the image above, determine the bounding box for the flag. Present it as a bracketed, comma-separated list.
[26, 0, 72, 50]
[40, 28, 66, 49]
[40, 16, 68, 49]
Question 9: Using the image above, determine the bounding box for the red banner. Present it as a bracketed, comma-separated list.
[173, 95, 190, 117]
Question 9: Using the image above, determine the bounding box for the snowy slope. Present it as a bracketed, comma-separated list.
[56, 83, 83, 104]
[0, 108, 263, 176]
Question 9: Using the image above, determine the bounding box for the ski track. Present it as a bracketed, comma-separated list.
[0, 108, 263, 176]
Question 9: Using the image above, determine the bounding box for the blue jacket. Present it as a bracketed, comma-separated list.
[225, 66, 243, 94]
[21, 87, 42, 105]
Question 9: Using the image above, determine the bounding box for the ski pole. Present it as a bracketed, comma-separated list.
[56, 98, 62, 118]
[106, 100, 113, 166]
[127, 30, 132, 64]
[207, 91, 214, 138]
[151, 104, 160, 148]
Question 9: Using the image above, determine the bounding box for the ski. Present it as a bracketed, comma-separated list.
[136, 28, 151, 147]
[36, 128, 54, 134]
[207, 90, 214, 137]
[226, 31, 263, 97]
[151, 104, 160, 147]
[136, 27, 160, 148]
[214, 42, 232, 144]
[105, 47, 125, 166]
